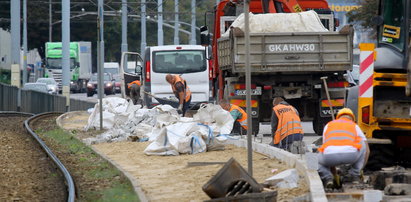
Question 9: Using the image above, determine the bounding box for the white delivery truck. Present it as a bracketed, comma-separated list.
[141, 45, 212, 108]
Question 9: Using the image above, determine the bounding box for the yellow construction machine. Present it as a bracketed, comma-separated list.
[346, 0, 411, 170]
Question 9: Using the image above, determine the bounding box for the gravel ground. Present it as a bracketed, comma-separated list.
[94, 142, 309, 202]
[0, 115, 66, 201]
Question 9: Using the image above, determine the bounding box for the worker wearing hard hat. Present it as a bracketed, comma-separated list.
[219, 99, 248, 135]
[317, 108, 370, 188]
[128, 80, 141, 105]
[270, 97, 304, 151]
[165, 74, 192, 115]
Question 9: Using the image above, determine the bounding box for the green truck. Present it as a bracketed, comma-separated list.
[45, 42, 92, 93]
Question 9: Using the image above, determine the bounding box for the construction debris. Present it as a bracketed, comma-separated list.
[264, 169, 299, 189]
[83, 98, 235, 156]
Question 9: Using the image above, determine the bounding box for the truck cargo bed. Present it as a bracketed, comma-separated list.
[217, 32, 353, 73]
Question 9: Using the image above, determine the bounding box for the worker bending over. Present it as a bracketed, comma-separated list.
[270, 97, 304, 152]
[317, 108, 370, 188]
[165, 74, 192, 115]
[128, 80, 141, 105]
[219, 99, 248, 135]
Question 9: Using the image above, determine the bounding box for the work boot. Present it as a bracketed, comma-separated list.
[324, 179, 334, 189]
[343, 174, 361, 184]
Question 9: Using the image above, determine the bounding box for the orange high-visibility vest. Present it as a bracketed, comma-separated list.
[318, 117, 363, 153]
[171, 75, 191, 102]
[273, 104, 303, 144]
[127, 80, 141, 89]
[230, 104, 248, 129]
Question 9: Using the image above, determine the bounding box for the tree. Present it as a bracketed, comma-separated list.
[346, 0, 378, 29]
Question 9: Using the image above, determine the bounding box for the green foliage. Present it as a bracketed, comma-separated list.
[40, 128, 139, 202]
[346, 0, 378, 28]
[0, 1, 215, 66]
[0, 69, 11, 84]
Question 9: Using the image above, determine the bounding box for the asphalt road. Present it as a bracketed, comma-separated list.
[70, 92, 122, 103]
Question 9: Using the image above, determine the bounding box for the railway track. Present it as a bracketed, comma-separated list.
[0, 112, 75, 202]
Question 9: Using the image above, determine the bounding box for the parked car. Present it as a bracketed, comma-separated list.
[86, 73, 115, 97]
[112, 74, 121, 93]
[22, 83, 50, 94]
[36, 78, 59, 94]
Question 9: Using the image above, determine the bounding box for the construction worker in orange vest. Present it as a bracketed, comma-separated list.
[270, 97, 304, 151]
[165, 74, 192, 115]
[128, 80, 141, 105]
[317, 108, 370, 188]
[219, 99, 248, 135]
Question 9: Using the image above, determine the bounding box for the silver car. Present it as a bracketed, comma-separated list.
[23, 83, 50, 94]
[36, 78, 59, 94]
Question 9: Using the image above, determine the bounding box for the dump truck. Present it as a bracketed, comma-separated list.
[44, 42, 92, 93]
[346, 0, 411, 169]
[201, 0, 352, 135]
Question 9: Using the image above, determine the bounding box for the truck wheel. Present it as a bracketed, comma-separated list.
[252, 118, 260, 135]
[313, 116, 331, 136]
[365, 144, 395, 171]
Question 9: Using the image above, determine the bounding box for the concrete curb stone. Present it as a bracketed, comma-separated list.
[225, 139, 327, 202]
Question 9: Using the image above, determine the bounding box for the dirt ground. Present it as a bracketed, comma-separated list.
[0, 115, 66, 201]
[93, 142, 309, 202]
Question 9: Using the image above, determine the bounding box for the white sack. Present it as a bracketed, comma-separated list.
[85, 97, 137, 130]
[222, 11, 328, 37]
[193, 103, 234, 135]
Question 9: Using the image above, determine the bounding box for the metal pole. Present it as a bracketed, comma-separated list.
[62, 0, 71, 112]
[23, 0, 27, 85]
[244, 0, 253, 176]
[141, 0, 146, 56]
[49, 0, 52, 42]
[157, 0, 164, 45]
[98, 0, 104, 130]
[121, 0, 128, 73]
[11, 0, 20, 65]
[190, 0, 196, 45]
[174, 0, 179, 45]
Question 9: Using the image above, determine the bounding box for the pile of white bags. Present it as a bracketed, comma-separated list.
[221, 10, 328, 37]
[84, 99, 235, 156]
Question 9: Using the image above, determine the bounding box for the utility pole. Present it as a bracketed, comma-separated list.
[49, 0, 52, 42]
[23, 0, 28, 85]
[141, 0, 146, 56]
[121, 0, 128, 71]
[157, 0, 164, 45]
[62, 0, 71, 111]
[244, 0, 253, 177]
[174, 0, 179, 45]
[98, 0, 105, 129]
[11, 0, 20, 66]
[190, 0, 196, 45]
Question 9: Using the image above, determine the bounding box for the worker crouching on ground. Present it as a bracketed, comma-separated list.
[270, 97, 304, 153]
[165, 74, 192, 116]
[219, 99, 248, 135]
[128, 80, 141, 105]
[317, 108, 370, 188]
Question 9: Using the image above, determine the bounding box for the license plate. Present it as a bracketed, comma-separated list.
[235, 87, 262, 96]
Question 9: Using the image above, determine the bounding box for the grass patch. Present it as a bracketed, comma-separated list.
[38, 128, 139, 202]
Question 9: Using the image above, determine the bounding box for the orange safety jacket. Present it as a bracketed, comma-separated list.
[273, 104, 303, 144]
[171, 75, 191, 102]
[230, 104, 248, 130]
[127, 80, 141, 89]
[318, 117, 363, 153]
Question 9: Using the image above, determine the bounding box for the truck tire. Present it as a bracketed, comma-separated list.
[252, 118, 260, 135]
[313, 116, 331, 136]
[365, 144, 395, 171]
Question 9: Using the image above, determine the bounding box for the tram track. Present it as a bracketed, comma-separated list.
[0, 112, 75, 202]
